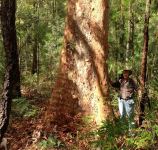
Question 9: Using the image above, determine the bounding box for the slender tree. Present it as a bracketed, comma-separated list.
[139, 0, 151, 126]
[32, 37, 38, 74]
[0, 0, 20, 141]
[49, 0, 115, 125]
[119, 0, 126, 51]
[118, 0, 126, 61]
[126, 0, 134, 63]
[32, 1, 39, 75]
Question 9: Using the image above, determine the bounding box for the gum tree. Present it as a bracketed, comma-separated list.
[50, 0, 114, 125]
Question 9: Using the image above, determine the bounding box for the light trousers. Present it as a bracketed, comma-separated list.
[118, 97, 135, 130]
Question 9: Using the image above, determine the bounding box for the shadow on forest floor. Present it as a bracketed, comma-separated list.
[6, 86, 84, 150]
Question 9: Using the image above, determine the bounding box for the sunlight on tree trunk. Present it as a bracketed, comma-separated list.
[49, 0, 114, 126]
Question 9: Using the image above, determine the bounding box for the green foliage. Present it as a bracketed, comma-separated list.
[16, 0, 66, 88]
[90, 120, 128, 149]
[87, 111, 158, 149]
[21, 73, 53, 96]
[22, 73, 39, 87]
[12, 97, 39, 118]
[0, 0, 66, 91]
[126, 128, 154, 149]
[38, 136, 65, 150]
[126, 121, 158, 149]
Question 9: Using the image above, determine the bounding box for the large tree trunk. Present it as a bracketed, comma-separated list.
[1, 0, 21, 98]
[139, 0, 151, 126]
[0, 0, 20, 141]
[49, 0, 114, 126]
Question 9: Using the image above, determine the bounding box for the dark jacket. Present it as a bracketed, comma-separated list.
[112, 78, 137, 100]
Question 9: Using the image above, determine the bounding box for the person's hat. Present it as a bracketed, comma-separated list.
[123, 69, 132, 75]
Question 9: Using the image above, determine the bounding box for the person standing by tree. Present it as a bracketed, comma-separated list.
[111, 70, 137, 131]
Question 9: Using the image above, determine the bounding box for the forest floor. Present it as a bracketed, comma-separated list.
[5, 88, 158, 150]
[6, 90, 50, 150]
[5, 89, 85, 150]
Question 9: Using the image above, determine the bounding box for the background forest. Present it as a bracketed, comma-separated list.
[0, 0, 158, 149]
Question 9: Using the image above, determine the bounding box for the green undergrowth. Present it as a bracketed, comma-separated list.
[90, 97, 158, 150]
[36, 102, 158, 150]
[21, 73, 55, 97]
[126, 124, 158, 149]
[12, 97, 39, 118]
[90, 120, 128, 149]
[81, 119, 158, 149]
[38, 136, 65, 150]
